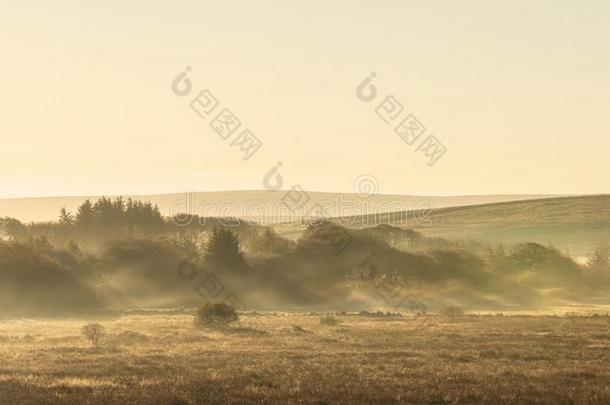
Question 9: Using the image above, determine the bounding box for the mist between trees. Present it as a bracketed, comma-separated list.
[0, 197, 609, 317]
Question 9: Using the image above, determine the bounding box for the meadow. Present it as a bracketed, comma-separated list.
[1, 312, 610, 404]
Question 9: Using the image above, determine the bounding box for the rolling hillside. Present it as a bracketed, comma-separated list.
[275, 195, 610, 259]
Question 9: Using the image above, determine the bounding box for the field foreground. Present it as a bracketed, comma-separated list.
[1, 313, 610, 404]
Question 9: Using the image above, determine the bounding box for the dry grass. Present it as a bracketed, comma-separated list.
[1, 313, 610, 404]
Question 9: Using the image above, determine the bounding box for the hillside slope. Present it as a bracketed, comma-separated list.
[275, 195, 610, 259]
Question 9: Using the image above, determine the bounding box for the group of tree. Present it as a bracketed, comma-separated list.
[2, 197, 253, 252]
[2, 197, 610, 316]
[0, 236, 101, 316]
[63, 197, 165, 245]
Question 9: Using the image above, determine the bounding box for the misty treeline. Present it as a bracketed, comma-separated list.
[0, 197, 250, 252]
[0, 197, 609, 316]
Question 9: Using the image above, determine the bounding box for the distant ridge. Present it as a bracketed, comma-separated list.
[0, 191, 566, 223]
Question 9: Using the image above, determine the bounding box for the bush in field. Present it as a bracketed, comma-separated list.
[194, 303, 239, 329]
[439, 305, 465, 318]
[292, 325, 307, 333]
[82, 322, 105, 345]
[320, 314, 341, 326]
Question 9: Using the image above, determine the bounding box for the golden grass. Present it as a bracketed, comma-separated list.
[1, 313, 610, 404]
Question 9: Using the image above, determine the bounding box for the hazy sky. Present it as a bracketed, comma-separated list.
[1, 0, 608, 198]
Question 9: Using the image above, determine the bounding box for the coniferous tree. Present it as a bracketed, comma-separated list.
[59, 207, 74, 227]
[204, 228, 246, 272]
[55, 207, 75, 245]
[75, 200, 96, 251]
[75, 200, 96, 229]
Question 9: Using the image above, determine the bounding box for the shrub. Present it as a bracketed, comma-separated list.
[82, 322, 105, 345]
[194, 303, 239, 329]
[320, 314, 341, 326]
[292, 325, 307, 333]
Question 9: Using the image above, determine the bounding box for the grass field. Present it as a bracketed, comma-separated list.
[2, 312, 610, 404]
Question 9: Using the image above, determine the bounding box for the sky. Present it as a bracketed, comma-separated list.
[0, 0, 609, 199]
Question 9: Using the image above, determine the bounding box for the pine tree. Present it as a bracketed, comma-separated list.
[204, 228, 246, 272]
[75, 200, 96, 229]
[75, 199, 96, 251]
[59, 207, 74, 226]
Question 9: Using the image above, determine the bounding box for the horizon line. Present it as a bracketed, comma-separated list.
[0, 190, 586, 201]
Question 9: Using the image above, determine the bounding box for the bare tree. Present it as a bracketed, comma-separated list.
[82, 323, 105, 346]
[587, 244, 610, 275]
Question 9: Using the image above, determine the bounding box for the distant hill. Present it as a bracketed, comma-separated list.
[294, 195, 610, 259]
[0, 191, 563, 223]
